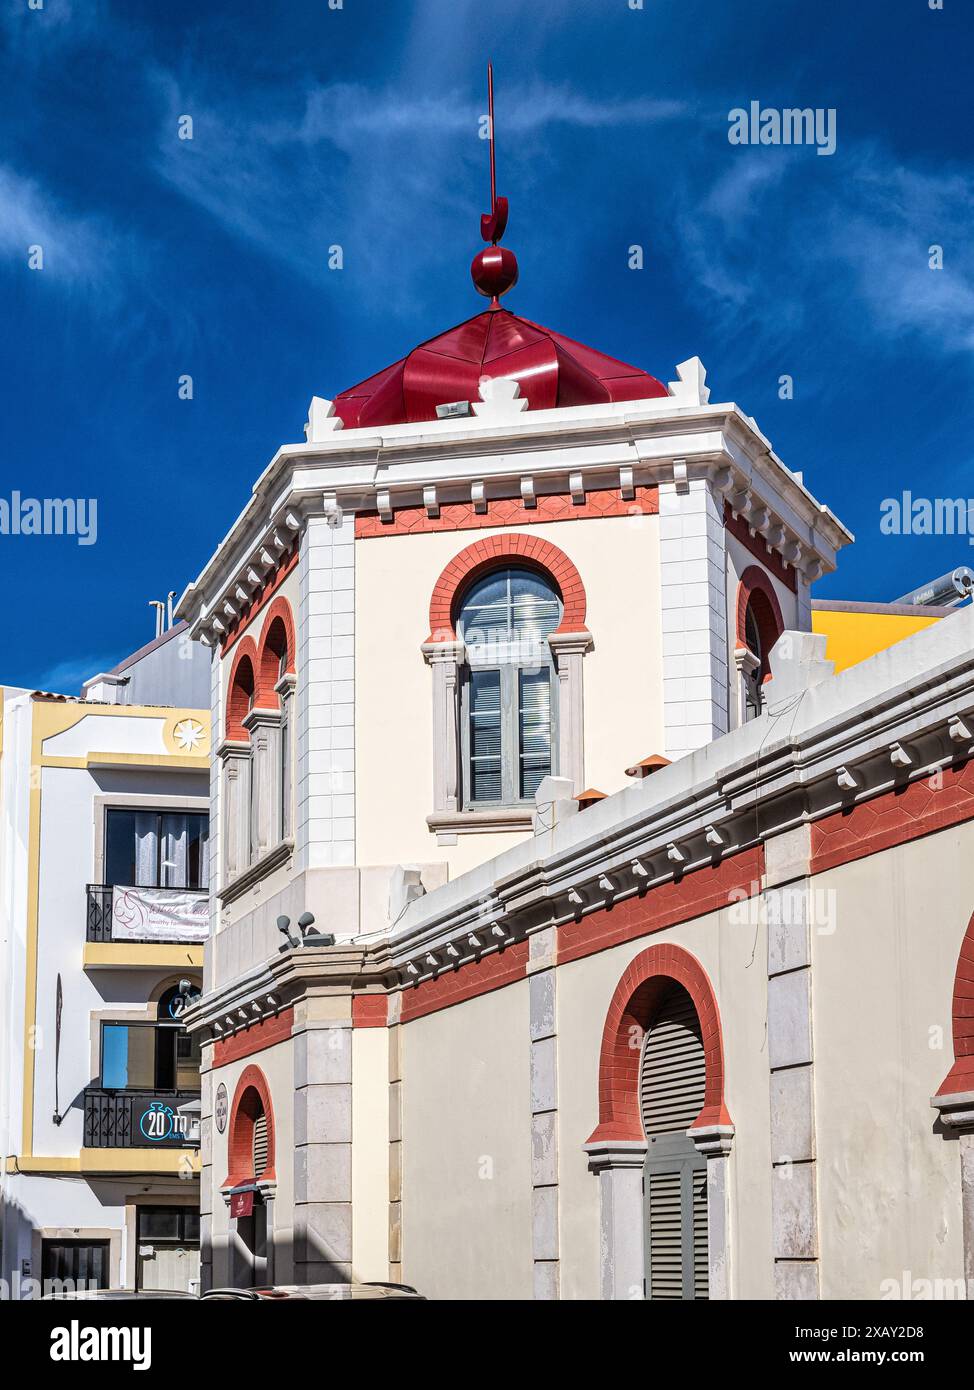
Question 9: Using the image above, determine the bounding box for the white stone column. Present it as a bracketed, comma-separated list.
[584, 1142, 647, 1300]
[733, 644, 761, 727]
[296, 505, 356, 871]
[659, 478, 729, 760]
[421, 640, 464, 815]
[690, 1123, 735, 1299]
[548, 631, 592, 791]
[529, 927, 559, 1298]
[292, 1014, 353, 1284]
[930, 1095, 974, 1289]
[276, 672, 297, 842]
[243, 708, 282, 859]
[218, 740, 251, 882]
[765, 825, 821, 1299]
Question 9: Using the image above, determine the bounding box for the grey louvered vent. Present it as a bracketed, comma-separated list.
[639, 986, 706, 1138]
[640, 983, 710, 1301]
[646, 1169, 683, 1300]
[252, 1111, 268, 1179]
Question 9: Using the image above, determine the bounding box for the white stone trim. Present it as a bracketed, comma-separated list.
[584, 1140, 646, 1301]
[659, 478, 729, 761]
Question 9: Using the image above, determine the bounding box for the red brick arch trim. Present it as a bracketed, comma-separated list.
[426, 533, 588, 643]
[224, 1064, 276, 1188]
[256, 595, 296, 706]
[736, 565, 785, 681]
[225, 637, 259, 741]
[937, 910, 974, 1098]
[587, 943, 732, 1145]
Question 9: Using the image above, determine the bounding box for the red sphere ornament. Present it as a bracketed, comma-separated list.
[471, 245, 519, 301]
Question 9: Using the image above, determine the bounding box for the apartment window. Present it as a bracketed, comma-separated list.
[458, 567, 561, 807]
[100, 986, 201, 1093]
[104, 810, 209, 890]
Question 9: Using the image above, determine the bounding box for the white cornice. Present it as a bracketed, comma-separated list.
[176, 397, 853, 645]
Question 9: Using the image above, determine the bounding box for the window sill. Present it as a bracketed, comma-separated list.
[218, 838, 294, 906]
[426, 808, 534, 842]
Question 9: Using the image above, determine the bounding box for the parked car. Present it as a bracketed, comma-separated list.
[42, 1289, 197, 1300]
[200, 1283, 424, 1300]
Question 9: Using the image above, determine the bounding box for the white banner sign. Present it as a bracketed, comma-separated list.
[111, 886, 209, 942]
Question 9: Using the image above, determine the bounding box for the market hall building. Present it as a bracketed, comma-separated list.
[176, 192, 974, 1300]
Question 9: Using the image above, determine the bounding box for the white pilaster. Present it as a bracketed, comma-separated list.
[659, 479, 729, 760]
[296, 509, 356, 870]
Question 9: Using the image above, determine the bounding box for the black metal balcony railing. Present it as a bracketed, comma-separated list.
[86, 884, 113, 942]
[85, 883, 209, 944]
[83, 1088, 201, 1148]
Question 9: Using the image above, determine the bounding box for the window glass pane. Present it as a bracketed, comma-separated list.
[175, 1029, 202, 1092]
[187, 815, 209, 890]
[138, 1208, 181, 1241]
[182, 1210, 201, 1242]
[458, 567, 562, 652]
[155, 1028, 176, 1090]
[509, 570, 562, 641]
[105, 811, 137, 888]
[159, 813, 209, 889]
[469, 669, 503, 803]
[458, 572, 511, 649]
[134, 811, 161, 886]
[519, 668, 552, 799]
[102, 1025, 155, 1089]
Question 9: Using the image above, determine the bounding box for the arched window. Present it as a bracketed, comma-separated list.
[639, 982, 709, 1301]
[259, 607, 295, 844]
[226, 652, 256, 742]
[736, 568, 785, 724]
[457, 567, 563, 806]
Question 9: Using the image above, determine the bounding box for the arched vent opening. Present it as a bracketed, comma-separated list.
[640, 984, 706, 1139]
[252, 1109, 269, 1181]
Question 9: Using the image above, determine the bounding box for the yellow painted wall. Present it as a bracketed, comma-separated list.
[812, 608, 942, 674]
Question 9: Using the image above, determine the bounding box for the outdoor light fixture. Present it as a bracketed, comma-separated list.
[277, 911, 335, 950]
[277, 914, 300, 951]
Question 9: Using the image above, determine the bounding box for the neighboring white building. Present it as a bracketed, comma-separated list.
[0, 624, 211, 1295]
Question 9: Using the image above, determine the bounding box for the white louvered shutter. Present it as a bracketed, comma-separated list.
[252, 1111, 268, 1180]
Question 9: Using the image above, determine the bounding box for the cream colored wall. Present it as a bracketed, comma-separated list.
[400, 979, 533, 1300]
[556, 905, 774, 1299]
[354, 516, 663, 874]
[813, 826, 972, 1298]
[351, 1027, 390, 1281]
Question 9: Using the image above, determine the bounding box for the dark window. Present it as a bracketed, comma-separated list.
[458, 568, 561, 808]
[104, 810, 209, 890]
[137, 1207, 199, 1243]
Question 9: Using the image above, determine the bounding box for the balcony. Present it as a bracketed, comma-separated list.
[84, 884, 208, 970]
[83, 1088, 201, 1149]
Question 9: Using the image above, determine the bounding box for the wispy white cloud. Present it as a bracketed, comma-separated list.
[33, 651, 117, 697]
[150, 73, 688, 311]
[664, 141, 974, 364]
[0, 164, 109, 284]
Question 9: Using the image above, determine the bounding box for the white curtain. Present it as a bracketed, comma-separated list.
[134, 812, 158, 887]
[161, 814, 189, 888]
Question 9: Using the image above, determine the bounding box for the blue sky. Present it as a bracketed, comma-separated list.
[1, 0, 971, 690]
